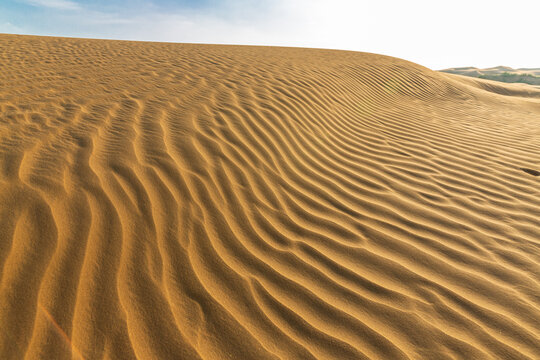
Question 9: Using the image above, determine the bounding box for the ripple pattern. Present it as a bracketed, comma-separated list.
[1, 34, 540, 360]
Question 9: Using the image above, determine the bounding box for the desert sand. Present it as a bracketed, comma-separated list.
[0, 34, 539, 360]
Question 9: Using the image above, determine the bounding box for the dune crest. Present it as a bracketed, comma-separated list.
[0, 34, 539, 359]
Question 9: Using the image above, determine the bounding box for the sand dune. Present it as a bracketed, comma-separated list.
[442, 66, 540, 87]
[443, 66, 540, 77]
[0, 34, 539, 360]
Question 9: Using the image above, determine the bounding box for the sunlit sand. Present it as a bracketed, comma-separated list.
[1, 34, 539, 359]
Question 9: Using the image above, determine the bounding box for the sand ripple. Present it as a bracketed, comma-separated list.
[1, 34, 539, 359]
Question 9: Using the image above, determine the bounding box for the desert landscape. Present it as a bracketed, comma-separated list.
[0, 34, 539, 359]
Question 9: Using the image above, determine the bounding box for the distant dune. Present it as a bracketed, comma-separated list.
[1, 34, 539, 360]
[442, 66, 540, 87]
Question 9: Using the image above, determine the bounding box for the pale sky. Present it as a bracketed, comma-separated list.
[1, 0, 539, 70]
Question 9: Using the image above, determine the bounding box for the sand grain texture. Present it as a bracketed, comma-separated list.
[1, 34, 540, 359]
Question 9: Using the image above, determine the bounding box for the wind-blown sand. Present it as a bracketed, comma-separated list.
[0, 34, 539, 360]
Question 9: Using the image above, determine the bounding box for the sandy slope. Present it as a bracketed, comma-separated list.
[0, 34, 539, 360]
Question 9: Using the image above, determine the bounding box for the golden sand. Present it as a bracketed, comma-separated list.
[0, 34, 539, 359]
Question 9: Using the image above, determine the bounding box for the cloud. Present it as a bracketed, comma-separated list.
[22, 0, 80, 11]
[0, 21, 27, 34]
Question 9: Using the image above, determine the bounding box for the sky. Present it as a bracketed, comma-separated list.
[1, 0, 539, 70]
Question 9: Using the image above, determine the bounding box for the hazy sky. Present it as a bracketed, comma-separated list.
[1, 0, 539, 70]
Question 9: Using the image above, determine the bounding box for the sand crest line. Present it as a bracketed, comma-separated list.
[38, 304, 86, 360]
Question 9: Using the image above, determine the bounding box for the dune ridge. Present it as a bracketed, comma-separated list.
[0, 34, 539, 359]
